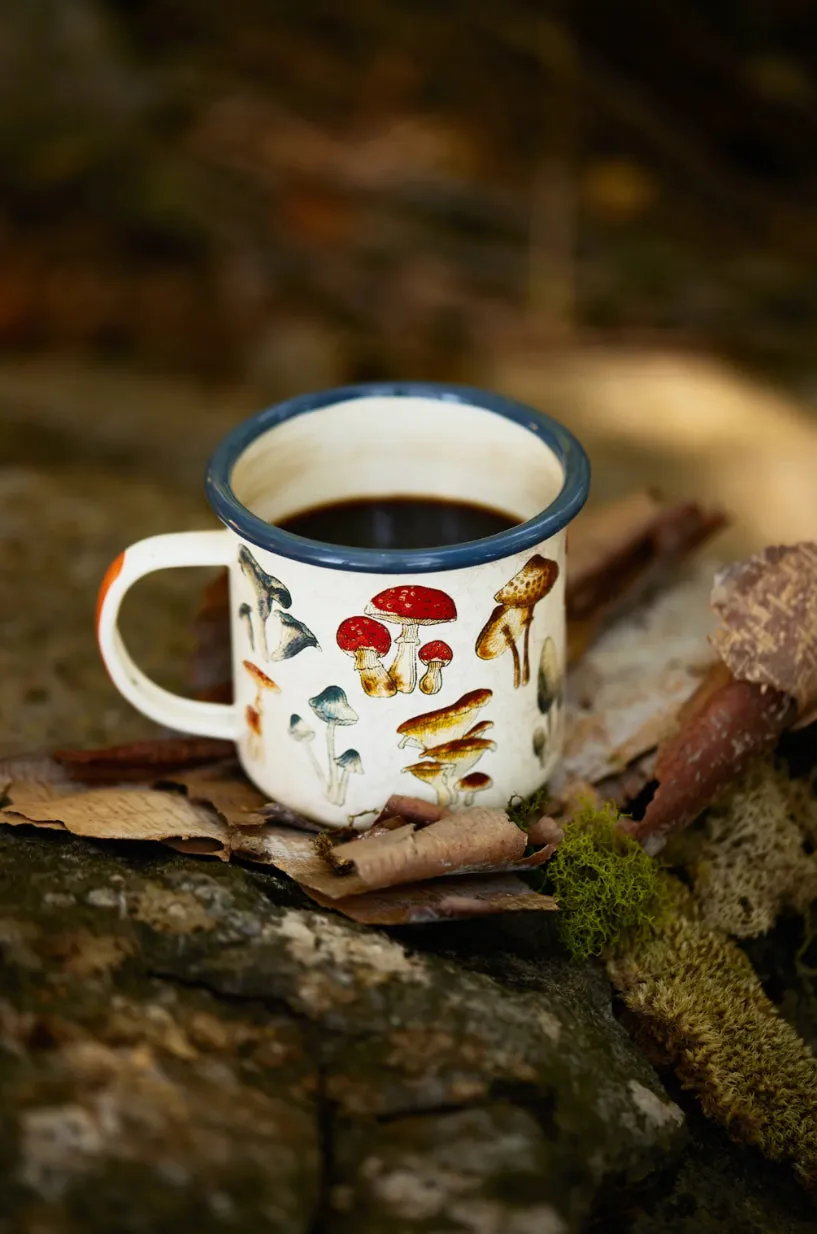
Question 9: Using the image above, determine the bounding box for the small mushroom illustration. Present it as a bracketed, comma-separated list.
[269, 612, 320, 662]
[465, 719, 494, 739]
[402, 761, 452, 807]
[238, 602, 255, 651]
[457, 771, 493, 806]
[245, 704, 263, 759]
[239, 546, 292, 661]
[418, 640, 453, 695]
[288, 713, 323, 783]
[243, 660, 280, 712]
[537, 635, 562, 725]
[533, 726, 547, 768]
[336, 616, 396, 698]
[397, 688, 493, 750]
[365, 585, 456, 694]
[420, 736, 496, 780]
[475, 555, 559, 688]
[334, 748, 364, 807]
[308, 685, 359, 804]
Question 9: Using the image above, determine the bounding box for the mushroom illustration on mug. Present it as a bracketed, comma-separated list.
[457, 771, 493, 806]
[475, 555, 559, 688]
[238, 546, 319, 663]
[242, 661, 280, 759]
[336, 616, 396, 698]
[294, 684, 361, 807]
[365, 585, 456, 694]
[238, 603, 255, 652]
[396, 688, 493, 751]
[418, 640, 453, 695]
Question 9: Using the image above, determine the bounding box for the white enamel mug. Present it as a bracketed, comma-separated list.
[97, 383, 589, 826]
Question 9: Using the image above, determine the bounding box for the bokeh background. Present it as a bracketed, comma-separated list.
[3, 0, 817, 748]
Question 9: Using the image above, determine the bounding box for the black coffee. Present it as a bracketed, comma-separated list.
[278, 496, 518, 550]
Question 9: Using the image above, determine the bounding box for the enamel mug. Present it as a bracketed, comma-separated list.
[96, 382, 590, 826]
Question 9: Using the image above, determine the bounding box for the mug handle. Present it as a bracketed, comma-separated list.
[96, 529, 238, 741]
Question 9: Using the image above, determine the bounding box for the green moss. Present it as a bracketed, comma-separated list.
[610, 878, 817, 1190]
[506, 785, 552, 831]
[548, 801, 667, 961]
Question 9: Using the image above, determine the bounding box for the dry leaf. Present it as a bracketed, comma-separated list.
[710, 542, 817, 713]
[1, 788, 229, 846]
[561, 572, 716, 786]
[55, 737, 236, 781]
[567, 493, 726, 652]
[305, 874, 556, 924]
[0, 752, 78, 804]
[626, 676, 795, 849]
[156, 762, 267, 827]
[250, 801, 324, 832]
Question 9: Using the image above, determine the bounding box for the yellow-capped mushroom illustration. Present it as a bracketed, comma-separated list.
[475, 555, 559, 688]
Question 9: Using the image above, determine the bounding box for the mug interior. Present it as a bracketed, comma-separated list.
[231, 394, 564, 527]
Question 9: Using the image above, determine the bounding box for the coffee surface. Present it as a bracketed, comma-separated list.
[277, 496, 517, 550]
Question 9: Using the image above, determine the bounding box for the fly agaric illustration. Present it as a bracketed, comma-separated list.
[238, 602, 255, 651]
[396, 688, 493, 750]
[418, 640, 453, 695]
[336, 616, 396, 698]
[458, 771, 493, 806]
[402, 761, 452, 807]
[334, 748, 364, 807]
[239, 547, 291, 661]
[308, 685, 359, 805]
[475, 555, 559, 688]
[288, 713, 323, 784]
[243, 660, 280, 712]
[365, 585, 456, 694]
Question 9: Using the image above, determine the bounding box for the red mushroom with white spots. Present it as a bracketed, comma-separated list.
[336, 616, 396, 698]
[418, 640, 453, 695]
[365, 585, 457, 694]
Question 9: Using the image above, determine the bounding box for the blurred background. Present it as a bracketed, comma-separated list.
[3, 0, 817, 748]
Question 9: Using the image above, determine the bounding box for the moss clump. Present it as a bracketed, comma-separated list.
[506, 785, 553, 831]
[610, 878, 817, 1190]
[548, 801, 667, 961]
[688, 761, 817, 938]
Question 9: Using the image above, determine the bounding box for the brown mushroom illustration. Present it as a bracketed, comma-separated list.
[396, 688, 493, 750]
[419, 735, 496, 804]
[243, 660, 281, 711]
[245, 704, 264, 760]
[465, 719, 494, 739]
[402, 761, 452, 807]
[457, 771, 493, 806]
[366, 585, 457, 694]
[475, 555, 559, 688]
[336, 616, 396, 698]
[418, 640, 453, 695]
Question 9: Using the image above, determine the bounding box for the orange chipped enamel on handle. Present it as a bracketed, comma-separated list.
[96, 551, 126, 634]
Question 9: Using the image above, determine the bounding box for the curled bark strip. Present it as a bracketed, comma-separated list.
[626, 677, 795, 848]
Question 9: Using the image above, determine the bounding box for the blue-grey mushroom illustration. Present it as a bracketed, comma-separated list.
[238, 546, 319, 662]
[269, 611, 320, 662]
[306, 685, 360, 805]
[288, 713, 323, 784]
[334, 748, 364, 807]
[239, 546, 291, 661]
[238, 603, 255, 652]
[534, 636, 563, 766]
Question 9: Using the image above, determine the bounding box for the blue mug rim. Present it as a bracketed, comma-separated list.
[205, 381, 591, 574]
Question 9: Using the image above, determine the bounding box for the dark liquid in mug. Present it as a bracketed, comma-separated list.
[278, 496, 518, 550]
